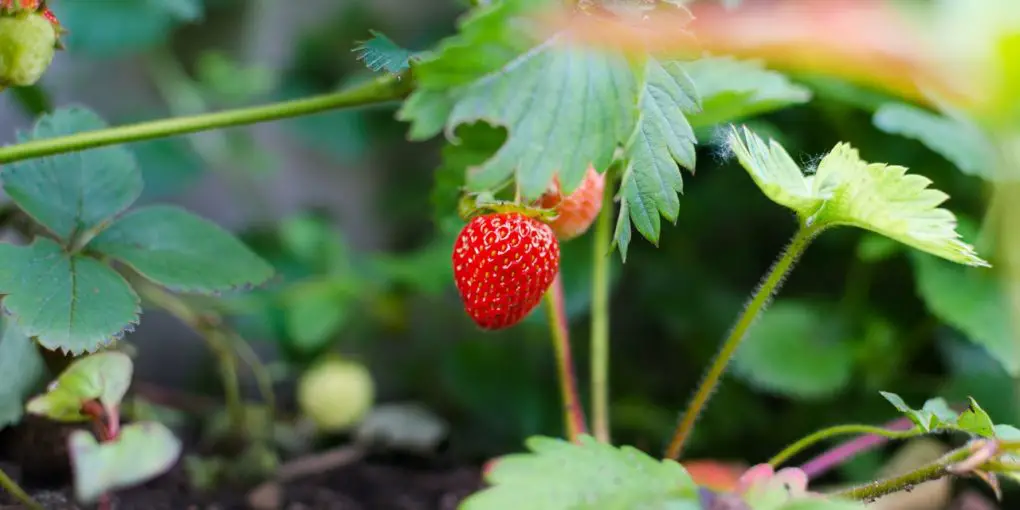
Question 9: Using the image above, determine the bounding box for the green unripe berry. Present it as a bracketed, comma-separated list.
[297, 355, 375, 433]
[0, 11, 57, 88]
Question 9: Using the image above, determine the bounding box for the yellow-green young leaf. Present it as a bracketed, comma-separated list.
[90, 206, 274, 294]
[727, 126, 990, 268]
[1, 108, 142, 243]
[683, 56, 811, 129]
[0, 238, 140, 354]
[878, 392, 998, 438]
[26, 351, 133, 422]
[0, 319, 46, 428]
[69, 421, 182, 504]
[461, 435, 699, 510]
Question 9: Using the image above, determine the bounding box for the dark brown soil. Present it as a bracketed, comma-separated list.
[0, 454, 484, 510]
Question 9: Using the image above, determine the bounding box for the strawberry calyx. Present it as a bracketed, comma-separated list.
[458, 191, 559, 223]
[0, 0, 65, 48]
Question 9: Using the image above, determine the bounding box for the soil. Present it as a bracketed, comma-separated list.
[0, 451, 484, 510]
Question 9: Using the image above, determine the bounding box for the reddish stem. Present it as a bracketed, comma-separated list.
[545, 273, 589, 441]
[81, 400, 121, 510]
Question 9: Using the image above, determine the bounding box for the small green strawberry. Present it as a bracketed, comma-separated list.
[0, 9, 58, 89]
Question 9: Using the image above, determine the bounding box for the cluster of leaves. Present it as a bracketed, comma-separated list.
[25, 351, 181, 504]
[355, 0, 809, 260]
[0, 106, 273, 428]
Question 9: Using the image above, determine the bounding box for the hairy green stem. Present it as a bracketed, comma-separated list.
[590, 169, 615, 443]
[0, 468, 42, 510]
[832, 445, 973, 501]
[665, 224, 822, 460]
[545, 274, 588, 441]
[0, 73, 412, 164]
[770, 423, 923, 468]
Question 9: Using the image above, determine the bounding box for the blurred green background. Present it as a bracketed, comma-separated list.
[1, 0, 1013, 493]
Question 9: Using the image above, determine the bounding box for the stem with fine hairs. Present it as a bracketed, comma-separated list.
[545, 274, 588, 441]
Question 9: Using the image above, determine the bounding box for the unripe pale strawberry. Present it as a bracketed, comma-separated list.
[452, 212, 560, 330]
[538, 166, 605, 241]
[0, 10, 57, 88]
[297, 356, 375, 433]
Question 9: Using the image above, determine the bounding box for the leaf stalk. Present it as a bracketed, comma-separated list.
[769, 422, 923, 468]
[665, 223, 822, 460]
[590, 166, 615, 443]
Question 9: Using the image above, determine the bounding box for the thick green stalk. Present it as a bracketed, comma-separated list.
[769, 423, 924, 468]
[546, 274, 588, 441]
[0, 73, 412, 164]
[665, 223, 822, 460]
[590, 169, 615, 443]
[0, 468, 42, 510]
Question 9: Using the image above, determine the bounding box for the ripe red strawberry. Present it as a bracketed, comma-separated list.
[538, 165, 605, 241]
[452, 212, 560, 330]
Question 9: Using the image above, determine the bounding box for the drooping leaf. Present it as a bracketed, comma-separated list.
[448, 42, 639, 199]
[353, 30, 417, 74]
[0, 319, 46, 428]
[396, 0, 540, 141]
[2, 108, 142, 243]
[26, 351, 133, 422]
[683, 56, 811, 128]
[732, 301, 854, 400]
[50, 0, 203, 56]
[727, 126, 990, 267]
[69, 421, 182, 504]
[90, 205, 274, 294]
[911, 251, 1017, 375]
[872, 102, 997, 179]
[461, 435, 699, 510]
[614, 58, 700, 259]
[0, 239, 140, 354]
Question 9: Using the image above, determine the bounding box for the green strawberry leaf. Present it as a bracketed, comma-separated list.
[69, 421, 182, 504]
[396, 0, 537, 141]
[911, 250, 1017, 375]
[353, 30, 418, 74]
[879, 392, 957, 432]
[732, 301, 854, 400]
[90, 205, 274, 294]
[51, 0, 202, 56]
[0, 319, 46, 428]
[0, 238, 140, 354]
[461, 435, 699, 510]
[447, 42, 638, 199]
[614, 58, 700, 260]
[727, 125, 990, 268]
[879, 392, 999, 438]
[26, 351, 133, 422]
[280, 279, 352, 355]
[1, 108, 142, 244]
[872, 102, 997, 179]
[683, 56, 811, 128]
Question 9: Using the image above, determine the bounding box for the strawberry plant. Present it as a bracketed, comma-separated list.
[0, 0, 1018, 508]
